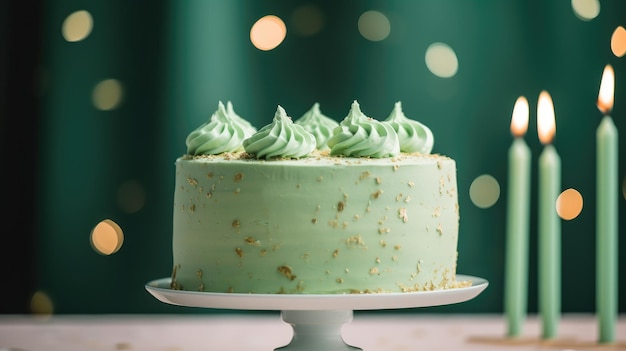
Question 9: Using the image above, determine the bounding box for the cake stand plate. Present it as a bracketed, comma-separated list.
[146, 274, 488, 350]
[146, 275, 487, 311]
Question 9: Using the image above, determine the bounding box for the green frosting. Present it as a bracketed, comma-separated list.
[243, 105, 316, 159]
[327, 100, 400, 158]
[294, 103, 339, 150]
[227, 101, 257, 137]
[186, 101, 254, 155]
[385, 101, 434, 154]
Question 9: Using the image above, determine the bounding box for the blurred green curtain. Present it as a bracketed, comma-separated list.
[32, 0, 625, 314]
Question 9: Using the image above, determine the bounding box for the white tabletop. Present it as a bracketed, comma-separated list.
[1, 313, 624, 351]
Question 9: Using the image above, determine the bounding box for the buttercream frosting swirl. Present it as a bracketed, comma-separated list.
[227, 101, 258, 137]
[294, 103, 339, 150]
[186, 101, 254, 155]
[327, 100, 400, 158]
[384, 101, 434, 154]
[243, 105, 316, 159]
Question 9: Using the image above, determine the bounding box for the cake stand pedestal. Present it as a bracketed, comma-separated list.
[146, 274, 488, 351]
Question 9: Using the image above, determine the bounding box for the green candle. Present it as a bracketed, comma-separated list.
[537, 91, 561, 340]
[504, 97, 531, 337]
[596, 64, 618, 344]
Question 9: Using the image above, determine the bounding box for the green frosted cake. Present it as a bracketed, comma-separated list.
[170, 100, 469, 294]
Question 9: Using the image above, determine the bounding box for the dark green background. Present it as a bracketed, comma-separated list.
[3, 1, 625, 315]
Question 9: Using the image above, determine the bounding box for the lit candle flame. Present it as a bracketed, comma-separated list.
[597, 64, 614, 115]
[510, 96, 529, 137]
[537, 90, 556, 145]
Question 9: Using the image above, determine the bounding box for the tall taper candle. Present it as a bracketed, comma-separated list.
[537, 91, 561, 340]
[504, 96, 531, 337]
[596, 64, 618, 343]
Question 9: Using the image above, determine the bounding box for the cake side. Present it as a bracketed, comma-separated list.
[171, 152, 463, 293]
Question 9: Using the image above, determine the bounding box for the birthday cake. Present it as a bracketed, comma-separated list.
[170, 100, 469, 294]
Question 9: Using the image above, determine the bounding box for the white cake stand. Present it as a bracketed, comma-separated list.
[146, 274, 488, 350]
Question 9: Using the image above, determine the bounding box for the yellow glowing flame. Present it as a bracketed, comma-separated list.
[597, 64, 614, 115]
[510, 96, 529, 137]
[537, 91, 556, 145]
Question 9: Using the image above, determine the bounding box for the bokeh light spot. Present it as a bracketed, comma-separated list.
[358, 10, 391, 42]
[117, 180, 146, 214]
[611, 26, 626, 58]
[469, 174, 501, 209]
[92, 79, 124, 111]
[556, 188, 583, 220]
[571, 0, 600, 21]
[250, 15, 287, 51]
[30, 290, 54, 316]
[425, 42, 458, 78]
[292, 5, 325, 36]
[62, 10, 93, 42]
[90, 219, 124, 255]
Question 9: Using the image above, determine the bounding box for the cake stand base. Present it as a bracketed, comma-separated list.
[278, 310, 359, 351]
[146, 274, 488, 350]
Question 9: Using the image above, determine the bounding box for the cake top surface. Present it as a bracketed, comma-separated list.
[179, 150, 452, 167]
[184, 100, 437, 160]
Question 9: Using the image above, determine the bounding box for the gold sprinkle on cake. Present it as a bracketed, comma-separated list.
[278, 265, 297, 281]
[337, 201, 345, 212]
